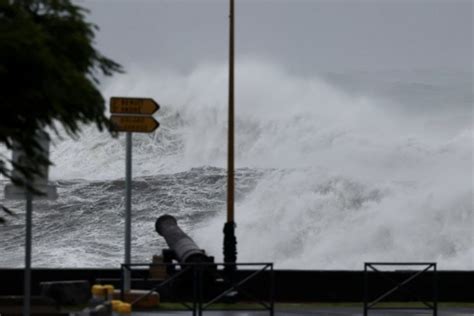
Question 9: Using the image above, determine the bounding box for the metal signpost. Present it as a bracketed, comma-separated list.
[4, 131, 57, 316]
[110, 97, 160, 291]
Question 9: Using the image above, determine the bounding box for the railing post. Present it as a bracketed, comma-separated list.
[198, 265, 203, 316]
[433, 263, 438, 316]
[364, 263, 368, 316]
[192, 265, 197, 316]
[270, 263, 275, 316]
[120, 264, 125, 301]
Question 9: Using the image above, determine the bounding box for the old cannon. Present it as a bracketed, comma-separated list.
[155, 214, 214, 265]
[154, 215, 242, 303]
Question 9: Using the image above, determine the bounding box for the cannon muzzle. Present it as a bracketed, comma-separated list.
[155, 214, 210, 263]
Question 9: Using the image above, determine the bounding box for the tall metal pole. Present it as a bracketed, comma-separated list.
[228, 0, 235, 223]
[224, 0, 237, 273]
[23, 190, 32, 316]
[124, 131, 132, 291]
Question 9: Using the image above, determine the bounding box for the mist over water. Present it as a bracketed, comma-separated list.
[0, 61, 472, 269]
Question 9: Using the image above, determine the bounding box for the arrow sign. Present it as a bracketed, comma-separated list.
[111, 115, 160, 133]
[110, 97, 159, 115]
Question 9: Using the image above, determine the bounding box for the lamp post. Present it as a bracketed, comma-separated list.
[223, 0, 237, 274]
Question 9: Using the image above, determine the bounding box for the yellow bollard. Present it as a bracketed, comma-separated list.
[118, 302, 132, 316]
[111, 300, 123, 316]
[91, 284, 106, 303]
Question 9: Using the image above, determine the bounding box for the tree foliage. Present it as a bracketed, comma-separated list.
[0, 0, 123, 220]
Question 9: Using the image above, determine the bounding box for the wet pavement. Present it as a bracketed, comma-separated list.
[132, 307, 474, 316]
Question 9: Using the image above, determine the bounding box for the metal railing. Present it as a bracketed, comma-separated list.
[364, 262, 438, 316]
[121, 262, 274, 316]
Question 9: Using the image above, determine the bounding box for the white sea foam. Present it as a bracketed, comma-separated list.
[5, 60, 472, 269]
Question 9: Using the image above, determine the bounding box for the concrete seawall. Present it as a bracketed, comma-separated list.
[0, 269, 472, 302]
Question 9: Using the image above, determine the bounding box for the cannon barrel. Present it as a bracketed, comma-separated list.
[155, 214, 209, 263]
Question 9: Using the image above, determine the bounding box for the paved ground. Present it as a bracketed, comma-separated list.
[132, 307, 474, 316]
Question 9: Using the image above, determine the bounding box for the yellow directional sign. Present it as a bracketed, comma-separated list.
[111, 115, 159, 133]
[110, 97, 159, 115]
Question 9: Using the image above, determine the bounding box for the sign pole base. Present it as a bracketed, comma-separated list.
[23, 191, 32, 316]
[124, 132, 132, 292]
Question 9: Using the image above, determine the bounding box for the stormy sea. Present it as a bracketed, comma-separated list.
[0, 62, 472, 269]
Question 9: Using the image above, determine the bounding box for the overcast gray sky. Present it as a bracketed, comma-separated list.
[80, 0, 472, 74]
